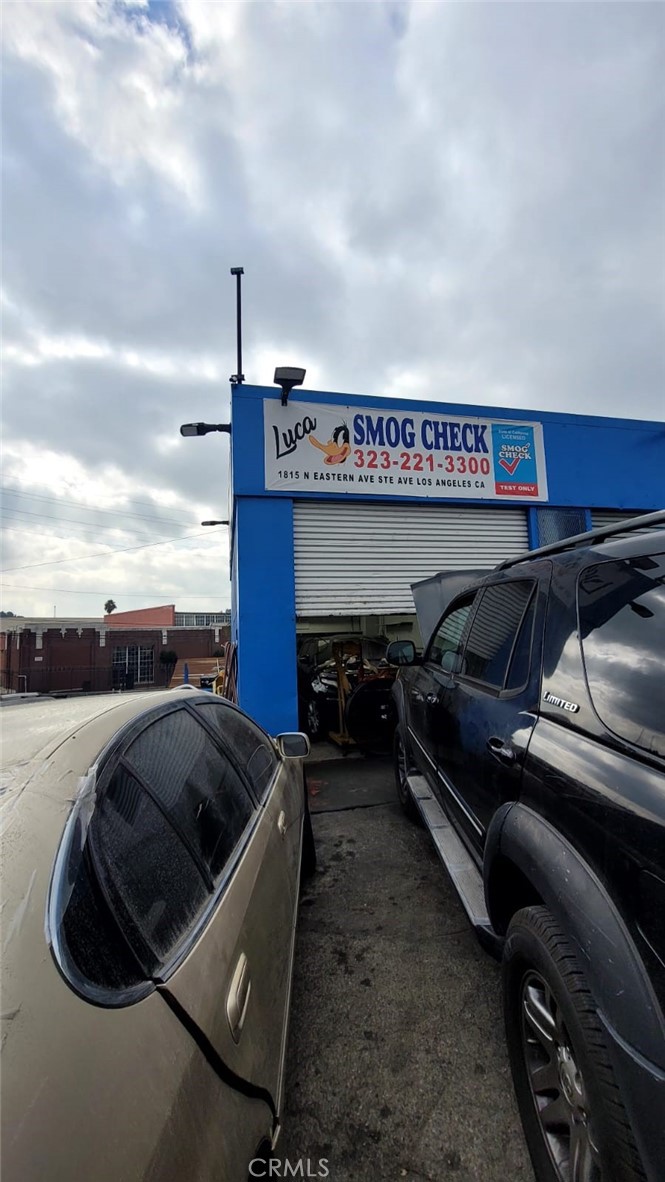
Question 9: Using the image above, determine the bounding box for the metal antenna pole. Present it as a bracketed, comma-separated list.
[230, 266, 244, 385]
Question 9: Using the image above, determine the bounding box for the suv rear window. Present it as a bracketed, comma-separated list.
[578, 554, 665, 758]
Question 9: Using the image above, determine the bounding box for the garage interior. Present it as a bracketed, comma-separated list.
[292, 502, 643, 752]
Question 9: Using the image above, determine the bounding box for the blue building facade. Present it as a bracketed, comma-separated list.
[230, 383, 664, 735]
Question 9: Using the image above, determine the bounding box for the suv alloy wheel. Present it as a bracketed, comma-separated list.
[503, 906, 645, 1182]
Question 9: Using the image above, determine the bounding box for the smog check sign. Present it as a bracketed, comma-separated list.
[263, 401, 548, 502]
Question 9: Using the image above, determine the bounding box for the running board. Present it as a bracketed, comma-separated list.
[407, 773, 490, 929]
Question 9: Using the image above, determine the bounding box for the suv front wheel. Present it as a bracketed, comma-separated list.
[393, 727, 419, 822]
[503, 906, 644, 1182]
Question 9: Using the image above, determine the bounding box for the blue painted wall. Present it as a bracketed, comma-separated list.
[231, 496, 298, 735]
[230, 384, 664, 733]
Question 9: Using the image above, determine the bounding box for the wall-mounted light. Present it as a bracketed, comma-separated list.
[180, 422, 232, 437]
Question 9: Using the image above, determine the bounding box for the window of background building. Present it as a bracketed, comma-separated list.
[112, 645, 154, 685]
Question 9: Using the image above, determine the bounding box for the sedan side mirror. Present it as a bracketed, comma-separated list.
[386, 640, 418, 666]
[276, 732, 311, 759]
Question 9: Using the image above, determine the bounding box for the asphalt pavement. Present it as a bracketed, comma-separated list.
[275, 754, 534, 1182]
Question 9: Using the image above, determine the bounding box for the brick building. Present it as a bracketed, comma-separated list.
[102, 605, 231, 628]
[0, 609, 231, 695]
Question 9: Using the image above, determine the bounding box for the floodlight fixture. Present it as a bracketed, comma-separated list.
[274, 366, 306, 406]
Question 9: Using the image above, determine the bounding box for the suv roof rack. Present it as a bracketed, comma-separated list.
[496, 509, 665, 570]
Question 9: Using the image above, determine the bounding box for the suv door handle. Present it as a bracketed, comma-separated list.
[487, 737, 516, 765]
[277, 810, 287, 837]
[227, 952, 251, 1043]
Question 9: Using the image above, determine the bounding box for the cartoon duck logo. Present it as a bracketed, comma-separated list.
[309, 423, 351, 463]
[308, 423, 351, 465]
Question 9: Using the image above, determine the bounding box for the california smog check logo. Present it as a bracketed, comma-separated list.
[498, 442, 531, 476]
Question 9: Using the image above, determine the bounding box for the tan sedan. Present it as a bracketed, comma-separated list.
[1, 688, 313, 1182]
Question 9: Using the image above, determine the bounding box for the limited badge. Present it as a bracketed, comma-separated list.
[543, 691, 580, 714]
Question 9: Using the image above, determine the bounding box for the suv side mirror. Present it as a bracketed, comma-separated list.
[276, 732, 310, 759]
[386, 640, 418, 666]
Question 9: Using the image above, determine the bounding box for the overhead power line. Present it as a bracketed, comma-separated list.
[2, 528, 225, 574]
[1, 515, 175, 543]
[0, 583, 230, 598]
[1, 486, 196, 528]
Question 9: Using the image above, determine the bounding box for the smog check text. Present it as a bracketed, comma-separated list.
[273, 413, 490, 460]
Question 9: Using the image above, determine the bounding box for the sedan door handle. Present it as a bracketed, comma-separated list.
[277, 810, 287, 837]
[487, 737, 516, 765]
[227, 952, 251, 1043]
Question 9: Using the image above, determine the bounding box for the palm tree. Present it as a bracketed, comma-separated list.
[104, 599, 117, 615]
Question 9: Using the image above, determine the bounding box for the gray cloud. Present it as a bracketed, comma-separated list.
[2, 0, 663, 615]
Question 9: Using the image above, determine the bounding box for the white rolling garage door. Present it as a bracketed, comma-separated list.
[591, 510, 645, 530]
[293, 502, 529, 615]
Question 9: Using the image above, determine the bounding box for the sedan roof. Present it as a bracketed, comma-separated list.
[0, 688, 207, 817]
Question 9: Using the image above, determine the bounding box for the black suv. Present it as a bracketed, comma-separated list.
[388, 512, 665, 1182]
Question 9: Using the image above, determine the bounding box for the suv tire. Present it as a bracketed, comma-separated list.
[393, 727, 419, 823]
[503, 905, 645, 1182]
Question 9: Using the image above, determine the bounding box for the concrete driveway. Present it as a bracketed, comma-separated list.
[276, 755, 534, 1182]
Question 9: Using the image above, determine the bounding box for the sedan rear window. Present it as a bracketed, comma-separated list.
[92, 765, 210, 972]
[125, 709, 254, 881]
[194, 699, 278, 801]
[578, 555, 665, 758]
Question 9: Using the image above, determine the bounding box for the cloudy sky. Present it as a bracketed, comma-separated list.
[2, 0, 663, 618]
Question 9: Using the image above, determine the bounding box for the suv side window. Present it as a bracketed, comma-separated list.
[504, 589, 537, 691]
[578, 554, 665, 758]
[125, 708, 255, 881]
[427, 595, 476, 669]
[194, 699, 279, 801]
[91, 764, 210, 974]
[462, 581, 534, 689]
